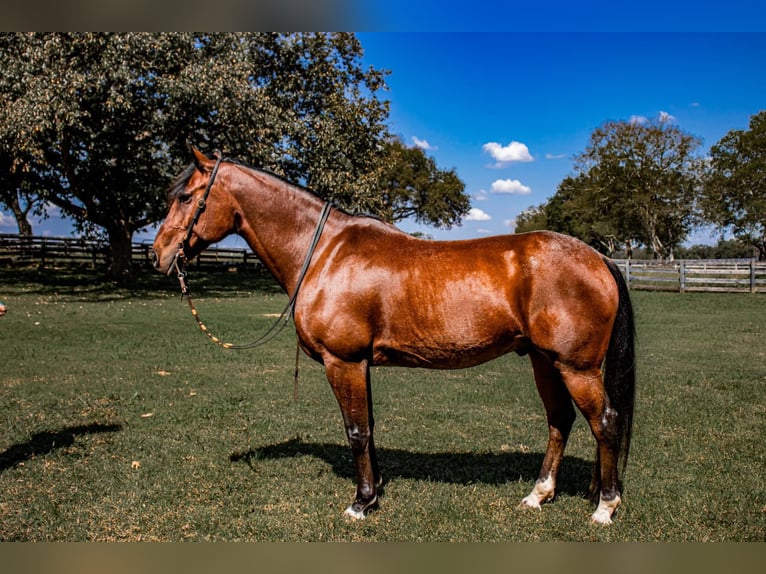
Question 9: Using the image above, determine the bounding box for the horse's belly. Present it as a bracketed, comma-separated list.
[371, 325, 527, 369]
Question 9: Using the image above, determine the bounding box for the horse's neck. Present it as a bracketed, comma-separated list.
[233, 169, 328, 295]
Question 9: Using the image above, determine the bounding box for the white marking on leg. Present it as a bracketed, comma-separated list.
[521, 473, 555, 509]
[343, 496, 377, 520]
[344, 505, 367, 520]
[591, 494, 621, 525]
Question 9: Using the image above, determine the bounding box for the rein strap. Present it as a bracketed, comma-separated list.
[175, 200, 332, 351]
[182, 153, 223, 246]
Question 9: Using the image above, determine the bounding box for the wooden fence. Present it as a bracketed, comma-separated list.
[1, 234, 765, 292]
[0, 233, 260, 271]
[614, 259, 766, 293]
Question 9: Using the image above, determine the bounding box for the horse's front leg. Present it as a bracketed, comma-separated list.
[325, 357, 379, 519]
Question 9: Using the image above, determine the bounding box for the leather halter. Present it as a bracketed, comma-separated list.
[172, 154, 332, 350]
[172, 152, 224, 273]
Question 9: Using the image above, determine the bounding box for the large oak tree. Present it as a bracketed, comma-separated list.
[702, 110, 766, 259]
[0, 33, 391, 280]
[518, 116, 703, 259]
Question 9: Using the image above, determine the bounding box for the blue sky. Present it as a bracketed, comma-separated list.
[359, 2, 766, 33]
[2, 31, 764, 248]
[357, 32, 766, 243]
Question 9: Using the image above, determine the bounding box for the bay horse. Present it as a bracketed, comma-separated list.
[152, 148, 636, 525]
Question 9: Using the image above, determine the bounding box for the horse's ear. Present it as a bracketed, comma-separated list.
[189, 145, 213, 174]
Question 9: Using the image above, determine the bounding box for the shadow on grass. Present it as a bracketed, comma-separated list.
[230, 436, 594, 498]
[0, 423, 122, 473]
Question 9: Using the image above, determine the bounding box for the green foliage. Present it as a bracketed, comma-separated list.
[513, 204, 548, 234]
[0, 33, 390, 280]
[517, 175, 626, 254]
[611, 238, 757, 260]
[524, 117, 704, 259]
[1, 268, 765, 540]
[674, 239, 758, 260]
[577, 118, 703, 259]
[376, 137, 469, 227]
[702, 110, 766, 259]
[0, 149, 41, 236]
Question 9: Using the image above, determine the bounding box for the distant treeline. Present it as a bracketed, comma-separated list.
[612, 239, 757, 261]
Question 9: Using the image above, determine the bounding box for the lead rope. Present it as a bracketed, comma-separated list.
[177, 266, 301, 401]
[294, 341, 301, 402]
[174, 201, 332, 352]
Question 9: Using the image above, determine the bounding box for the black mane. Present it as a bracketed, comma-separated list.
[166, 163, 197, 201]
[166, 155, 308, 201]
[166, 154, 383, 222]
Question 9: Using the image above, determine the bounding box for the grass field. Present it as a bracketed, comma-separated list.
[0, 267, 764, 541]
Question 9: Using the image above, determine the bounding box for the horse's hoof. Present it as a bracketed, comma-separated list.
[520, 474, 555, 509]
[591, 510, 613, 525]
[344, 505, 366, 520]
[520, 494, 543, 509]
[591, 494, 620, 525]
[343, 497, 377, 520]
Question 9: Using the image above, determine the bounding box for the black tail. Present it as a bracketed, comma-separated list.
[602, 258, 636, 477]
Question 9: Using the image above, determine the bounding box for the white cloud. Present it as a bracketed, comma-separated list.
[658, 110, 676, 123]
[412, 136, 435, 150]
[490, 178, 532, 195]
[503, 219, 516, 231]
[464, 207, 491, 221]
[545, 153, 566, 160]
[0, 212, 16, 228]
[631, 111, 677, 125]
[482, 141, 533, 164]
[473, 189, 489, 201]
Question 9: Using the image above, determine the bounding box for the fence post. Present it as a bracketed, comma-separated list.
[751, 260, 756, 294]
[625, 260, 631, 289]
[679, 260, 686, 292]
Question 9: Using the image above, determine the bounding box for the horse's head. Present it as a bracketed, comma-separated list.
[152, 148, 239, 275]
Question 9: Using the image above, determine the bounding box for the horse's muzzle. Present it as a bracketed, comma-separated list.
[151, 248, 175, 276]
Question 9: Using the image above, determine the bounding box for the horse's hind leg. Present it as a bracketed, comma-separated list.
[522, 351, 576, 509]
[559, 366, 622, 525]
[324, 357, 379, 519]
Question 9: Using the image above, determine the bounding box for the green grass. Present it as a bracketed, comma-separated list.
[0, 267, 764, 540]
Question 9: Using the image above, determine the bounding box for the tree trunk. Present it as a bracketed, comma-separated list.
[15, 215, 32, 237]
[107, 226, 135, 283]
[648, 227, 666, 260]
[7, 194, 33, 237]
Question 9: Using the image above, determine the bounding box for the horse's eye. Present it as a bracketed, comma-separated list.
[178, 193, 193, 204]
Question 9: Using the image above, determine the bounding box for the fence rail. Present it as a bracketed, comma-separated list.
[1, 234, 764, 292]
[614, 259, 766, 293]
[0, 233, 260, 271]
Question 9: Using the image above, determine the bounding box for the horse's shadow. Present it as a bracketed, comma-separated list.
[0, 423, 122, 473]
[230, 437, 594, 498]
